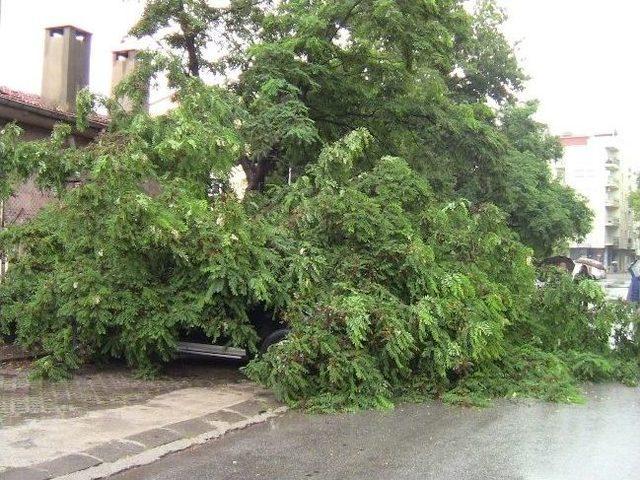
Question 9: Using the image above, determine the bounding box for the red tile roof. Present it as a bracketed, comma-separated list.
[560, 136, 589, 147]
[0, 85, 109, 126]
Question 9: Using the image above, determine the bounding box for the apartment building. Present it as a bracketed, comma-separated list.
[554, 133, 638, 270]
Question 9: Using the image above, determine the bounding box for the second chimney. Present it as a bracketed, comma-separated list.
[41, 25, 91, 111]
[112, 49, 148, 112]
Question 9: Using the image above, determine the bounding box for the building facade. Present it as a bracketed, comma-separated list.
[555, 133, 638, 270]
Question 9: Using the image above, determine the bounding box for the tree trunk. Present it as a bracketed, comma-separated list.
[239, 146, 280, 192]
[184, 34, 200, 77]
[176, 2, 200, 77]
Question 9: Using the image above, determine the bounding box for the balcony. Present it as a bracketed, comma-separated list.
[606, 217, 620, 227]
[605, 198, 620, 208]
[606, 237, 620, 247]
[605, 148, 620, 169]
[605, 159, 620, 170]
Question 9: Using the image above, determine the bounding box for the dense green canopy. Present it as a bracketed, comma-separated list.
[124, 0, 592, 254]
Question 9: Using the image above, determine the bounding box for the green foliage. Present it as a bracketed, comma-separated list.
[245, 131, 537, 410]
[443, 345, 584, 407]
[124, 0, 593, 251]
[0, 0, 633, 412]
[444, 269, 640, 407]
[630, 189, 640, 223]
[451, 0, 526, 104]
[131, 0, 221, 76]
[520, 270, 634, 354]
[491, 102, 592, 256]
[0, 82, 278, 377]
[0, 122, 77, 199]
[0, 123, 23, 200]
[1, 114, 638, 408]
[243, 137, 635, 411]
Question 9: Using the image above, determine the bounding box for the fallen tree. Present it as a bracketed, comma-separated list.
[1, 118, 638, 409]
[0, 83, 280, 379]
[243, 130, 640, 409]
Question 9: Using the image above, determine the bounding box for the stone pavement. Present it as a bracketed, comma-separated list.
[0, 358, 244, 427]
[0, 357, 285, 480]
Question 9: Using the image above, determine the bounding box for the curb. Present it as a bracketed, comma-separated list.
[0, 399, 287, 480]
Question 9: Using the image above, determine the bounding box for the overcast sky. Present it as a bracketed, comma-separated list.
[502, 1, 639, 139]
[0, 0, 639, 150]
[0, 0, 143, 99]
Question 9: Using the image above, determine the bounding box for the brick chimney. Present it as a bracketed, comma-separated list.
[41, 25, 91, 111]
[112, 49, 148, 111]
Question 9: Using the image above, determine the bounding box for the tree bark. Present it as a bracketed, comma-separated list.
[239, 146, 280, 192]
[176, 1, 200, 77]
[183, 33, 200, 77]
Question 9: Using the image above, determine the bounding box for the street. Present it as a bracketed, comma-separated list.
[601, 272, 631, 300]
[110, 383, 640, 480]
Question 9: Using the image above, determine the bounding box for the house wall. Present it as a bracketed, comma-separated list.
[0, 118, 83, 228]
[0, 118, 51, 140]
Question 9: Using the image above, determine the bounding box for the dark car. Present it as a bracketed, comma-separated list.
[176, 308, 289, 360]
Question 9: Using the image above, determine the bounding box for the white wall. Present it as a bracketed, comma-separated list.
[561, 137, 610, 248]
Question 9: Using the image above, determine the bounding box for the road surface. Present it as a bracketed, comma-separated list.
[110, 383, 640, 480]
[601, 272, 630, 300]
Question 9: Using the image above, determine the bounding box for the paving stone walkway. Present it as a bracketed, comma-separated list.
[0, 354, 284, 480]
[0, 388, 283, 480]
[0, 357, 244, 427]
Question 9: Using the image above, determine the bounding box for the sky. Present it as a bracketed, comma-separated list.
[500, 0, 640, 140]
[0, 0, 144, 100]
[0, 0, 639, 150]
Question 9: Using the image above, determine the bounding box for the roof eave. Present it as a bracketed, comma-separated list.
[0, 97, 107, 138]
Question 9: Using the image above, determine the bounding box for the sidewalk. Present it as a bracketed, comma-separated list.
[0, 357, 284, 480]
[1, 358, 245, 427]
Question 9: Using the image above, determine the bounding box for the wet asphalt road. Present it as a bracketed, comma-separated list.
[601, 272, 630, 300]
[111, 383, 640, 480]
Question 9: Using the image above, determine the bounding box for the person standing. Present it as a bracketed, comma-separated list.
[627, 261, 640, 303]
